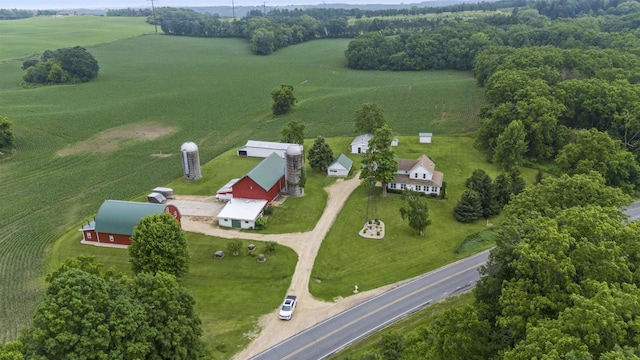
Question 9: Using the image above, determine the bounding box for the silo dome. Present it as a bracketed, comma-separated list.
[181, 141, 198, 152]
[286, 144, 302, 156]
[285, 144, 304, 197]
[180, 141, 202, 181]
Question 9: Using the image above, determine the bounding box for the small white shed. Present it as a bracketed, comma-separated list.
[391, 137, 399, 147]
[217, 198, 268, 229]
[327, 154, 353, 177]
[350, 134, 373, 154]
[419, 132, 432, 144]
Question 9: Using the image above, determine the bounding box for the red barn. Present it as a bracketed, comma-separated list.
[230, 152, 286, 202]
[80, 200, 181, 247]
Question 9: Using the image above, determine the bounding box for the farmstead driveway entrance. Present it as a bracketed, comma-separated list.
[181, 174, 401, 358]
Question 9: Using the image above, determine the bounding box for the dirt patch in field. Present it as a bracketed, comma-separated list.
[57, 123, 177, 156]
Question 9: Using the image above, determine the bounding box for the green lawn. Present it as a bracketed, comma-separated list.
[48, 229, 298, 360]
[0, 25, 485, 341]
[310, 136, 538, 300]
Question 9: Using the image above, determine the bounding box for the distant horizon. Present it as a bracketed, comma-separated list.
[1, 0, 433, 10]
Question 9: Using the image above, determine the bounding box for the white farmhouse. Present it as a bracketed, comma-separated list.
[388, 155, 444, 195]
[238, 140, 302, 158]
[350, 134, 373, 154]
[217, 198, 268, 229]
[327, 154, 353, 177]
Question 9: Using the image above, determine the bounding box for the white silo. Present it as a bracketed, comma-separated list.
[285, 144, 304, 197]
[181, 141, 202, 180]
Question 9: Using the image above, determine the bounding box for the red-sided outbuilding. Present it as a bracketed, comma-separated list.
[80, 200, 181, 247]
[228, 152, 286, 202]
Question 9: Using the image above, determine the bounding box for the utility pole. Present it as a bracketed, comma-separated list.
[147, 0, 158, 33]
[262, 1, 266, 15]
[232, 0, 235, 19]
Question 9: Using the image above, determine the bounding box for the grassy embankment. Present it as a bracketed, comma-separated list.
[0, 15, 488, 357]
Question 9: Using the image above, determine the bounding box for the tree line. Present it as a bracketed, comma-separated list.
[474, 45, 640, 193]
[344, 5, 640, 71]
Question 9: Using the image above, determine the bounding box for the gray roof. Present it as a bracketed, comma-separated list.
[246, 152, 285, 191]
[350, 133, 373, 146]
[330, 153, 353, 170]
[94, 200, 169, 235]
[241, 140, 301, 151]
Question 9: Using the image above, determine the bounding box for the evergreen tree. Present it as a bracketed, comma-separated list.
[454, 190, 483, 222]
[466, 169, 497, 218]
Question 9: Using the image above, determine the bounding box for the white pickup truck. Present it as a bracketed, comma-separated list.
[278, 295, 297, 320]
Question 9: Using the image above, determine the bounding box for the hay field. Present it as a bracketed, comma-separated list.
[0, 17, 484, 341]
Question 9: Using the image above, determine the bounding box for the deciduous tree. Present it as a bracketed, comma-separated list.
[360, 125, 397, 196]
[280, 119, 305, 144]
[129, 212, 189, 278]
[271, 84, 296, 115]
[555, 128, 640, 192]
[307, 136, 334, 172]
[0, 116, 15, 154]
[399, 189, 431, 236]
[494, 120, 528, 171]
[130, 272, 206, 360]
[353, 102, 385, 134]
[21, 268, 150, 360]
[423, 305, 492, 360]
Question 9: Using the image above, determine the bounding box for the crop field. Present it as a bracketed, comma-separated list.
[0, 17, 484, 342]
[0, 16, 155, 61]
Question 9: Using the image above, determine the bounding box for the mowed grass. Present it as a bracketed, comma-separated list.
[0, 16, 155, 61]
[310, 136, 538, 300]
[0, 24, 484, 342]
[48, 229, 298, 360]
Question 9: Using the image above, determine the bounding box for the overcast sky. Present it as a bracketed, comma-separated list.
[1, 0, 424, 9]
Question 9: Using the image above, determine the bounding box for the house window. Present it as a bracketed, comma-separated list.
[109, 235, 114, 243]
[415, 185, 421, 191]
[86, 232, 92, 239]
[423, 173, 426, 179]
[244, 221, 249, 223]
[400, 184, 405, 190]
[330, 169, 337, 173]
[414, 173, 418, 178]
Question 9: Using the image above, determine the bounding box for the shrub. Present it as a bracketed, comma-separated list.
[265, 241, 277, 253]
[255, 217, 267, 230]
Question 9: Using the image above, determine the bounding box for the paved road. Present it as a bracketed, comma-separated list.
[623, 200, 640, 222]
[251, 249, 490, 360]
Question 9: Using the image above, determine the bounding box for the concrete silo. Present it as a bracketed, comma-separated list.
[181, 141, 202, 180]
[285, 144, 304, 197]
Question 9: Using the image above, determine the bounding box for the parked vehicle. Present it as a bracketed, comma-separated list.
[279, 295, 297, 320]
